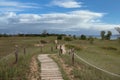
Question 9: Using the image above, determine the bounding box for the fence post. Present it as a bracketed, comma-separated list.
[72, 53, 74, 65]
[14, 45, 18, 64]
[54, 40, 58, 49]
[71, 48, 75, 65]
[55, 44, 58, 49]
[59, 45, 62, 56]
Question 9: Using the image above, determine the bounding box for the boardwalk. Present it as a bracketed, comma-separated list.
[38, 54, 63, 80]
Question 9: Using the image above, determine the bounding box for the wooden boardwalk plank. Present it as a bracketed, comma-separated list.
[38, 54, 64, 80]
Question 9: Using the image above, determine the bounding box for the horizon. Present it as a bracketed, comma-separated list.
[0, 0, 120, 35]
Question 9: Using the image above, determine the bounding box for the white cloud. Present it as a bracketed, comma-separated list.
[0, 1, 39, 8]
[0, 10, 119, 34]
[0, 1, 40, 12]
[51, 0, 82, 8]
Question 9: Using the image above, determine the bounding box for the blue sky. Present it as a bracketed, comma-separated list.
[0, 0, 120, 35]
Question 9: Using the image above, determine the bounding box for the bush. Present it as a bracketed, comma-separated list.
[65, 44, 82, 51]
[40, 40, 48, 44]
[57, 35, 63, 40]
[88, 36, 94, 44]
[64, 37, 73, 41]
[80, 35, 86, 40]
[73, 35, 77, 39]
[101, 46, 117, 50]
[117, 37, 120, 43]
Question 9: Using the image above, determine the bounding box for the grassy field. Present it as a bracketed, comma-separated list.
[0, 36, 120, 80]
[51, 38, 120, 80]
[0, 36, 57, 80]
[66, 39, 120, 74]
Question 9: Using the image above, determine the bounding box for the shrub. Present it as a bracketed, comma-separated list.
[101, 46, 117, 50]
[88, 36, 94, 44]
[65, 44, 82, 51]
[64, 37, 73, 41]
[73, 35, 77, 39]
[57, 35, 63, 40]
[80, 35, 86, 40]
[117, 37, 120, 43]
[40, 40, 48, 44]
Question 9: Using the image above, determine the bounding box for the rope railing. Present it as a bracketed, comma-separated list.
[74, 53, 120, 78]
[0, 52, 14, 61]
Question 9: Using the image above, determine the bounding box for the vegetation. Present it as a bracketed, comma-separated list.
[101, 31, 112, 40]
[53, 37, 120, 80]
[115, 27, 120, 42]
[106, 31, 112, 40]
[65, 44, 82, 51]
[64, 36, 73, 41]
[0, 33, 66, 37]
[0, 36, 57, 80]
[40, 40, 48, 44]
[101, 31, 106, 40]
[88, 36, 94, 44]
[52, 54, 120, 80]
[80, 34, 87, 40]
[57, 35, 63, 40]
[0, 34, 120, 80]
[73, 35, 77, 39]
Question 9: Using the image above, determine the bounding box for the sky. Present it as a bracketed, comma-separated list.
[0, 0, 120, 35]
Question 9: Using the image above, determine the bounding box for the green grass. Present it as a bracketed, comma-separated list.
[50, 54, 70, 80]
[64, 39, 120, 80]
[0, 36, 57, 80]
[54, 53, 120, 80]
[0, 36, 120, 80]
[75, 40, 120, 75]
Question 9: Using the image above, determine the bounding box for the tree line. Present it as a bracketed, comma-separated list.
[0, 33, 66, 37]
[0, 27, 120, 40]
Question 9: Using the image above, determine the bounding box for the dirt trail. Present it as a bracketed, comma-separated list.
[28, 56, 40, 80]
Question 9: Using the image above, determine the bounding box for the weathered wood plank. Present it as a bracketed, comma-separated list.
[38, 54, 64, 80]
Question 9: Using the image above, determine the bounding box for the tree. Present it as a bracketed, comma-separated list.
[73, 35, 77, 39]
[101, 31, 105, 40]
[80, 34, 86, 40]
[64, 36, 73, 41]
[106, 31, 112, 40]
[41, 30, 48, 37]
[57, 35, 63, 40]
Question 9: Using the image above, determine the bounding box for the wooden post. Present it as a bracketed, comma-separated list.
[68, 49, 71, 55]
[14, 45, 18, 64]
[54, 40, 58, 49]
[71, 48, 75, 65]
[59, 45, 62, 56]
[72, 52, 74, 65]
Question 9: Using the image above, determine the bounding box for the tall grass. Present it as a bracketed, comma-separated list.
[55, 54, 120, 80]
[0, 36, 56, 80]
[0, 47, 40, 80]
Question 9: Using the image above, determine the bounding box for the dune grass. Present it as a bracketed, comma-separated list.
[51, 53, 120, 80]
[0, 36, 57, 80]
[50, 39, 120, 80]
[0, 36, 120, 80]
